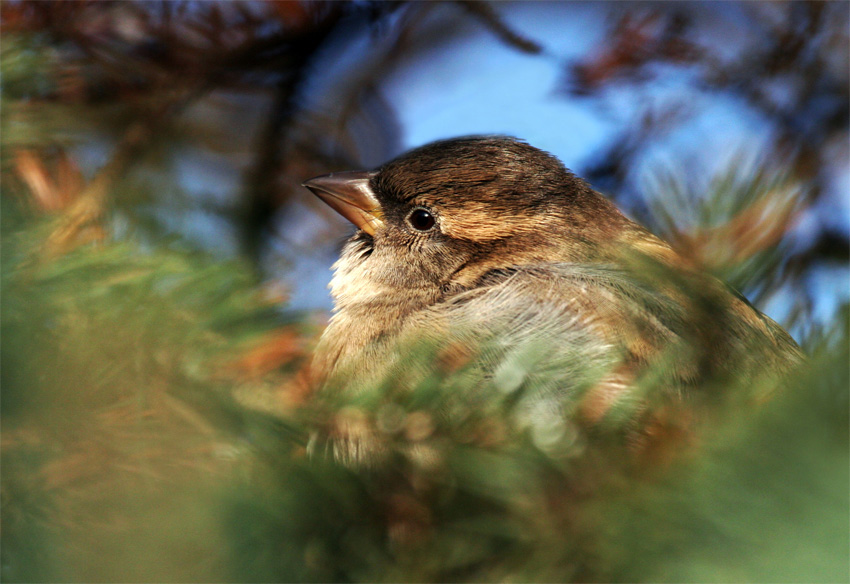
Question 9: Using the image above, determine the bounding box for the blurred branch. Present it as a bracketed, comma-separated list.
[238, 4, 346, 267]
[457, 1, 542, 55]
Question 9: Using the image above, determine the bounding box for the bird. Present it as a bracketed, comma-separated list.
[302, 136, 802, 452]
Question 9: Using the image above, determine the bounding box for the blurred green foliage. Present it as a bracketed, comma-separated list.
[1, 213, 295, 581]
[2, 200, 847, 581]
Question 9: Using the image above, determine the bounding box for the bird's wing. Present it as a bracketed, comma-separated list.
[400, 262, 799, 424]
[389, 264, 678, 420]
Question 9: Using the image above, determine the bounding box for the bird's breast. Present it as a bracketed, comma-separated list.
[313, 241, 446, 384]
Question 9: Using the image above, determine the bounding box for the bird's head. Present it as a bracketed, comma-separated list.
[303, 136, 634, 304]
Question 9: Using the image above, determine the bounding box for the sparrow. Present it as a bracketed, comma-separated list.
[302, 136, 802, 430]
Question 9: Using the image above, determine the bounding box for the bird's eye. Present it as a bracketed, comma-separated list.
[407, 208, 436, 231]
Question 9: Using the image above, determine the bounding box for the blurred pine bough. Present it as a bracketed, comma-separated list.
[2, 189, 848, 582]
[1, 2, 848, 582]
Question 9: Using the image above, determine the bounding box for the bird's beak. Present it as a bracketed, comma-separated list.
[302, 171, 384, 235]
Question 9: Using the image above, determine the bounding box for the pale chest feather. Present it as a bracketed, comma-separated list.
[312, 241, 442, 383]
